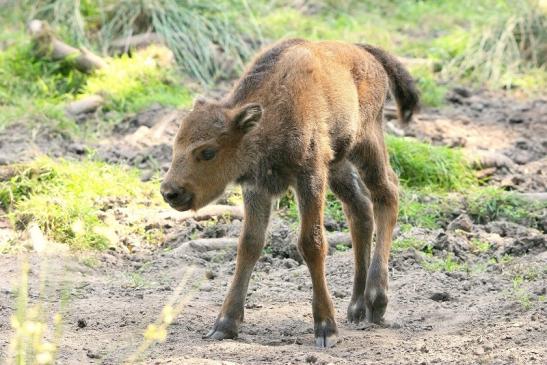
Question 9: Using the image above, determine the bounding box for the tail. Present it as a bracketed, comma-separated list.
[356, 44, 420, 124]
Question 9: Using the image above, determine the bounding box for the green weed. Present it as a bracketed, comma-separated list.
[387, 135, 475, 191]
[398, 190, 446, 229]
[0, 39, 192, 134]
[0, 157, 162, 250]
[7, 258, 65, 364]
[81, 46, 192, 113]
[467, 187, 544, 227]
[0, 40, 83, 131]
[392, 236, 428, 252]
[470, 238, 491, 253]
[335, 244, 350, 252]
[422, 253, 466, 272]
[409, 66, 447, 107]
[443, 0, 546, 91]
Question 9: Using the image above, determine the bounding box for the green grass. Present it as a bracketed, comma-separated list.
[392, 236, 428, 252]
[510, 269, 546, 310]
[276, 137, 539, 231]
[421, 253, 466, 272]
[335, 244, 350, 252]
[0, 157, 162, 250]
[470, 238, 491, 253]
[467, 187, 545, 227]
[81, 45, 192, 113]
[0, 38, 192, 133]
[0, 40, 84, 132]
[387, 135, 475, 191]
[259, 7, 392, 46]
[409, 66, 448, 107]
[398, 190, 447, 229]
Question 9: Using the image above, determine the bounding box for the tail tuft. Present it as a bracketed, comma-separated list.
[357, 44, 420, 124]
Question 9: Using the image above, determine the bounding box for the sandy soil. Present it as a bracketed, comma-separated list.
[0, 90, 545, 364]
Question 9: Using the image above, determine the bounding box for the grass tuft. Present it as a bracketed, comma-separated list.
[0, 157, 162, 250]
[443, 0, 547, 91]
[467, 187, 545, 227]
[81, 45, 192, 113]
[387, 135, 475, 191]
[0, 40, 83, 131]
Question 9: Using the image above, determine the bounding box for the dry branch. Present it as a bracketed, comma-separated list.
[160, 204, 244, 222]
[171, 232, 352, 257]
[327, 232, 352, 249]
[518, 192, 547, 203]
[65, 95, 104, 115]
[464, 150, 515, 170]
[27, 19, 107, 73]
[110, 32, 164, 53]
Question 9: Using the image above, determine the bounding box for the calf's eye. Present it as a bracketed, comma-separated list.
[200, 148, 217, 161]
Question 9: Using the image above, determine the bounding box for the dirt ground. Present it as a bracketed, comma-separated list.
[0, 89, 546, 364]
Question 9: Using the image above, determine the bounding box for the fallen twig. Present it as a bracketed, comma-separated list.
[160, 204, 244, 222]
[464, 150, 515, 170]
[517, 192, 547, 203]
[171, 232, 352, 257]
[110, 32, 164, 53]
[27, 19, 107, 73]
[65, 95, 104, 115]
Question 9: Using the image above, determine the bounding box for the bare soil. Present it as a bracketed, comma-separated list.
[0, 90, 546, 364]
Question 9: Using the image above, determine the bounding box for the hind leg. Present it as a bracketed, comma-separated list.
[350, 132, 399, 324]
[328, 160, 374, 324]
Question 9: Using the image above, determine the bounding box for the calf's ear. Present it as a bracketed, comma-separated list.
[232, 103, 263, 133]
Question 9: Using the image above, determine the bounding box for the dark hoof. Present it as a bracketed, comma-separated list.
[347, 296, 367, 324]
[203, 317, 239, 340]
[365, 287, 388, 324]
[314, 320, 338, 348]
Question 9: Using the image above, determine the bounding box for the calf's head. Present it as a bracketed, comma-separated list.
[161, 98, 262, 211]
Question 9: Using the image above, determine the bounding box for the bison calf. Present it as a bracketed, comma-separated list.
[161, 39, 419, 348]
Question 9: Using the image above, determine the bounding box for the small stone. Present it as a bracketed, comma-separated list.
[509, 116, 525, 124]
[447, 93, 463, 104]
[200, 283, 212, 292]
[86, 350, 100, 359]
[447, 214, 473, 232]
[140, 169, 154, 182]
[283, 258, 299, 269]
[430, 292, 450, 302]
[333, 290, 346, 299]
[323, 216, 338, 232]
[452, 86, 471, 98]
[69, 143, 87, 155]
[205, 270, 216, 280]
[77, 318, 87, 328]
[512, 150, 533, 165]
[305, 354, 318, 363]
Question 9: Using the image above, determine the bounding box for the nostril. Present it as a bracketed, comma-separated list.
[164, 190, 178, 201]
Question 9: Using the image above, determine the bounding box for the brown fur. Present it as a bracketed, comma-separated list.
[161, 39, 419, 347]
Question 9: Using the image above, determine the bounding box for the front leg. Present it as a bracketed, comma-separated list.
[296, 170, 338, 348]
[204, 185, 272, 340]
